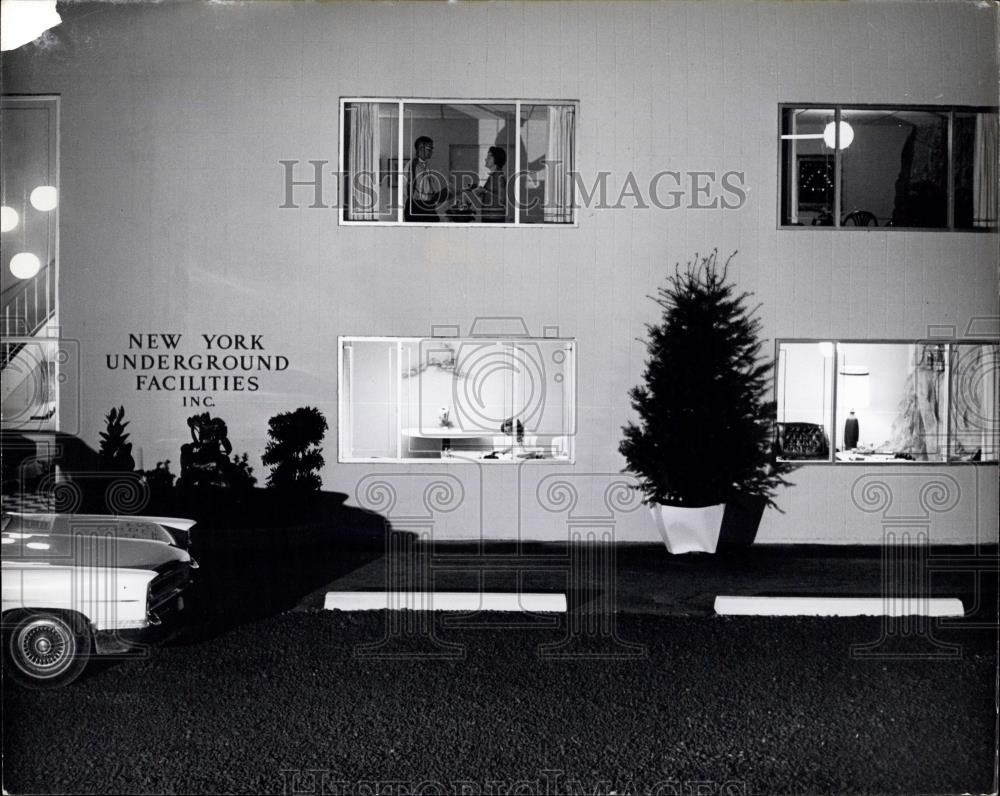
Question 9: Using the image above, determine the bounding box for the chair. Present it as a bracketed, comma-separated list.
[774, 423, 830, 460]
[842, 210, 878, 227]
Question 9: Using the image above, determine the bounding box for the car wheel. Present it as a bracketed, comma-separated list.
[4, 611, 91, 689]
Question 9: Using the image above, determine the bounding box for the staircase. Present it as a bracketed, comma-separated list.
[1, 260, 57, 429]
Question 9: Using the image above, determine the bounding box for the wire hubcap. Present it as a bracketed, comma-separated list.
[14, 619, 75, 677]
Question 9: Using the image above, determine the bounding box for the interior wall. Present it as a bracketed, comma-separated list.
[778, 344, 831, 428]
[840, 124, 913, 223]
[2, 0, 997, 543]
[836, 343, 914, 450]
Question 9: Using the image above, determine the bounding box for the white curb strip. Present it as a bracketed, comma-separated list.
[714, 596, 965, 617]
[324, 591, 567, 612]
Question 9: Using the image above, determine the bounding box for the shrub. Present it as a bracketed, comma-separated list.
[139, 460, 176, 495]
[262, 407, 328, 491]
[98, 406, 135, 472]
[229, 452, 258, 491]
[178, 412, 238, 489]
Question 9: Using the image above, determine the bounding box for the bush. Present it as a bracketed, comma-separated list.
[262, 407, 328, 491]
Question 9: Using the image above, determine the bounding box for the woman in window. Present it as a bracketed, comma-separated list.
[475, 146, 508, 223]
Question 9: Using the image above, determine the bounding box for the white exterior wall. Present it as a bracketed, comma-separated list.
[3, 0, 997, 543]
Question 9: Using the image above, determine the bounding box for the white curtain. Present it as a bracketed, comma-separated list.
[973, 113, 998, 229]
[544, 105, 575, 223]
[891, 344, 944, 459]
[347, 103, 380, 221]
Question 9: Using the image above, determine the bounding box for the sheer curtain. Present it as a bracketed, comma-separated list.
[544, 105, 575, 223]
[973, 113, 998, 229]
[891, 344, 944, 459]
[347, 103, 380, 221]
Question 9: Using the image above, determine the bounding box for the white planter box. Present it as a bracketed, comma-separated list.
[651, 503, 726, 554]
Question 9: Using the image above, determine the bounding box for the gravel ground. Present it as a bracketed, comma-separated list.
[3, 611, 995, 795]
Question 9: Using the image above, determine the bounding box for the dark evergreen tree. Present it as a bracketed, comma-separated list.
[262, 407, 328, 491]
[620, 250, 792, 507]
[98, 406, 135, 472]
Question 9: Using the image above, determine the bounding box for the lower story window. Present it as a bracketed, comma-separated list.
[775, 340, 999, 463]
[339, 337, 575, 462]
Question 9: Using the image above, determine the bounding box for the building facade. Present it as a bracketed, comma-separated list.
[2, 0, 997, 544]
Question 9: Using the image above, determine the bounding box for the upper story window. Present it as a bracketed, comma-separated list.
[775, 339, 999, 463]
[779, 104, 998, 230]
[339, 336, 576, 462]
[340, 99, 577, 226]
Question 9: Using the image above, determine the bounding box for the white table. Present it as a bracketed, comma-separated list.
[401, 426, 501, 452]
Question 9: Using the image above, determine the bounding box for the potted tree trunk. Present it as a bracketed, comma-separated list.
[619, 250, 792, 553]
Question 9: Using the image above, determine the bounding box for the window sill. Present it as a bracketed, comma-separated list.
[339, 456, 575, 465]
[777, 457, 997, 465]
[339, 220, 579, 229]
[778, 224, 996, 233]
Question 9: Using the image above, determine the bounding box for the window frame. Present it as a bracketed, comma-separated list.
[337, 335, 577, 464]
[774, 338, 999, 465]
[338, 97, 579, 228]
[776, 102, 999, 232]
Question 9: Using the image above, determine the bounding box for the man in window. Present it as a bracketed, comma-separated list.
[404, 136, 450, 223]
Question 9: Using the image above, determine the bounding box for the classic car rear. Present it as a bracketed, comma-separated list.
[1, 512, 198, 688]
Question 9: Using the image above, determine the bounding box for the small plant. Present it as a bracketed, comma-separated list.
[139, 460, 176, 492]
[229, 452, 257, 491]
[99, 406, 135, 472]
[262, 407, 328, 491]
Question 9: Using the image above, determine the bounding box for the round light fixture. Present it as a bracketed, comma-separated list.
[823, 121, 854, 150]
[0, 205, 18, 232]
[29, 185, 58, 211]
[10, 252, 42, 279]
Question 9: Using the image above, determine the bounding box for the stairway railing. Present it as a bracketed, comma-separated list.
[1, 260, 56, 370]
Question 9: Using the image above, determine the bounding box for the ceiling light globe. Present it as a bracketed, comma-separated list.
[823, 121, 854, 150]
[10, 252, 42, 279]
[0, 205, 18, 232]
[29, 185, 58, 211]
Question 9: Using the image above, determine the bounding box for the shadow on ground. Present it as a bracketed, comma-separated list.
[150, 489, 398, 642]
